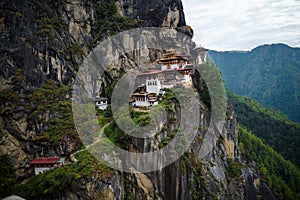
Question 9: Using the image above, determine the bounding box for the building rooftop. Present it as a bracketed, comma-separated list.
[140, 67, 192, 76]
[30, 157, 59, 164]
[132, 92, 149, 96]
[156, 49, 188, 63]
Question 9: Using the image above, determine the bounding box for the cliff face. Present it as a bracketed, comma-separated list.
[0, 0, 273, 199]
[0, 0, 95, 179]
[0, 0, 191, 89]
[117, 0, 185, 27]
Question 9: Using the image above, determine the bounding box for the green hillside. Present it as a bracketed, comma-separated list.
[208, 44, 300, 123]
[228, 92, 300, 167]
[239, 126, 300, 200]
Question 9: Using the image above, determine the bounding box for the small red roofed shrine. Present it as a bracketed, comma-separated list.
[30, 157, 64, 175]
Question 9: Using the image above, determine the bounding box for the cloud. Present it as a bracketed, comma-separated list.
[182, 0, 300, 50]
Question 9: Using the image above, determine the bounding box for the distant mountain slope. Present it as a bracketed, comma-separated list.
[208, 44, 300, 123]
[228, 92, 300, 167]
[238, 126, 300, 200]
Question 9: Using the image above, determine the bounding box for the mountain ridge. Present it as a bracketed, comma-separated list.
[227, 92, 300, 167]
[208, 43, 300, 123]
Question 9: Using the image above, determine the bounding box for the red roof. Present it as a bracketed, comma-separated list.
[30, 157, 59, 164]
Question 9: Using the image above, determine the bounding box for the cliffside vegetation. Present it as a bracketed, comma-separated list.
[228, 92, 300, 167]
[0, 77, 78, 145]
[239, 126, 300, 200]
[103, 87, 185, 149]
[0, 155, 15, 198]
[94, 0, 139, 41]
[28, 80, 78, 144]
[14, 151, 114, 199]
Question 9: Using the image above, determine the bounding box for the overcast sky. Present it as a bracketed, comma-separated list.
[182, 0, 300, 51]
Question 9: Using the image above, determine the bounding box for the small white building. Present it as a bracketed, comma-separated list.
[132, 93, 158, 107]
[94, 97, 108, 110]
[146, 78, 161, 95]
[176, 68, 192, 83]
[30, 157, 65, 175]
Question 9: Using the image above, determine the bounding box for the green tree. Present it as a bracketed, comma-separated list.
[228, 92, 300, 167]
[94, 0, 138, 40]
[239, 126, 300, 199]
[0, 155, 15, 198]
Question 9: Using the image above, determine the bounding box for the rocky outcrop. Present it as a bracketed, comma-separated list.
[133, 169, 154, 200]
[116, 0, 185, 28]
[0, 0, 91, 182]
[116, 0, 193, 37]
[0, 129, 29, 178]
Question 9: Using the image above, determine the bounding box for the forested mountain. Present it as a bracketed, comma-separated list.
[238, 126, 300, 200]
[228, 92, 300, 167]
[228, 92, 300, 199]
[208, 44, 300, 123]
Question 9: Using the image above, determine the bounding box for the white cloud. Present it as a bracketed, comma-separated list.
[182, 0, 300, 50]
